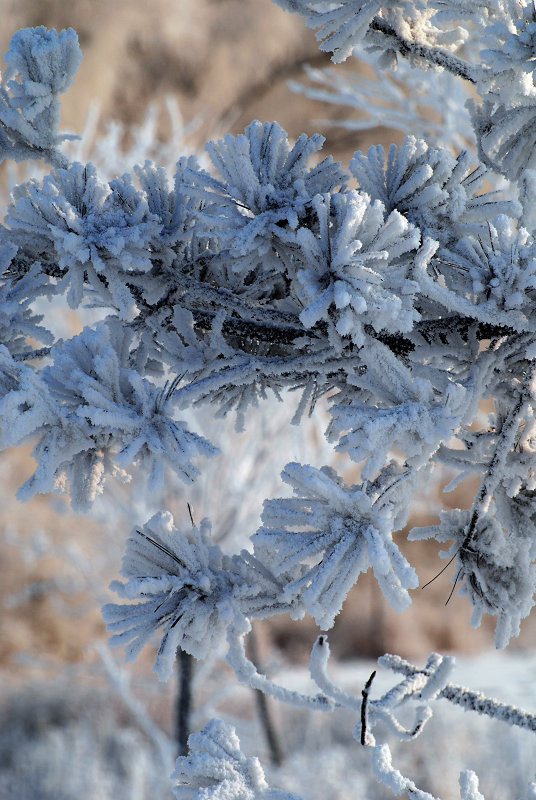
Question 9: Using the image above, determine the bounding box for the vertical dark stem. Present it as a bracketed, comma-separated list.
[176, 647, 194, 756]
[248, 626, 283, 766]
[360, 670, 377, 746]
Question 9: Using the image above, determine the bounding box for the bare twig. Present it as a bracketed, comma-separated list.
[247, 626, 283, 766]
[360, 670, 377, 746]
[460, 362, 536, 554]
[176, 648, 194, 757]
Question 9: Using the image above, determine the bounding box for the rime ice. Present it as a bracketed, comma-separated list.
[2, 6, 536, 798]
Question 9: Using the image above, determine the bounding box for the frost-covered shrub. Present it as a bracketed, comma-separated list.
[3, 5, 536, 799]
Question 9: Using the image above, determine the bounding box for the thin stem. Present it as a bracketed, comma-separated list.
[15, 346, 52, 362]
[360, 670, 377, 746]
[369, 17, 475, 84]
[176, 648, 194, 757]
[461, 363, 536, 553]
[439, 684, 536, 732]
[226, 626, 333, 711]
[248, 626, 283, 766]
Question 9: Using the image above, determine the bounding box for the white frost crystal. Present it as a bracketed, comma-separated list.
[0, 321, 216, 510]
[102, 513, 236, 680]
[255, 462, 418, 628]
[293, 190, 422, 348]
[173, 719, 301, 799]
[0, 26, 82, 151]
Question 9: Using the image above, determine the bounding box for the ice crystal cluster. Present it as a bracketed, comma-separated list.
[3, 3, 536, 798]
[172, 718, 298, 800]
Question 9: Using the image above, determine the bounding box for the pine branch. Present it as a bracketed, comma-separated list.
[368, 17, 475, 84]
[190, 307, 308, 349]
[461, 360, 536, 553]
[14, 346, 52, 362]
[185, 309, 518, 357]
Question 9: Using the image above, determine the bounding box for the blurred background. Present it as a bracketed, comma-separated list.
[1, 1, 535, 798]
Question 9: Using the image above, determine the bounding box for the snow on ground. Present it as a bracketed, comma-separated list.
[3, 647, 534, 800]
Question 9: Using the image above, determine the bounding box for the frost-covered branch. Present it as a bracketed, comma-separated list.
[460, 361, 536, 551]
[3, 7, 536, 800]
[367, 16, 475, 82]
[0, 27, 81, 168]
[379, 652, 536, 734]
[172, 643, 536, 799]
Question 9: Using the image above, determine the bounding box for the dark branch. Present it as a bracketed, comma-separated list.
[368, 17, 475, 84]
[247, 627, 283, 766]
[360, 670, 376, 746]
[189, 306, 517, 357]
[192, 307, 307, 347]
[176, 648, 194, 757]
